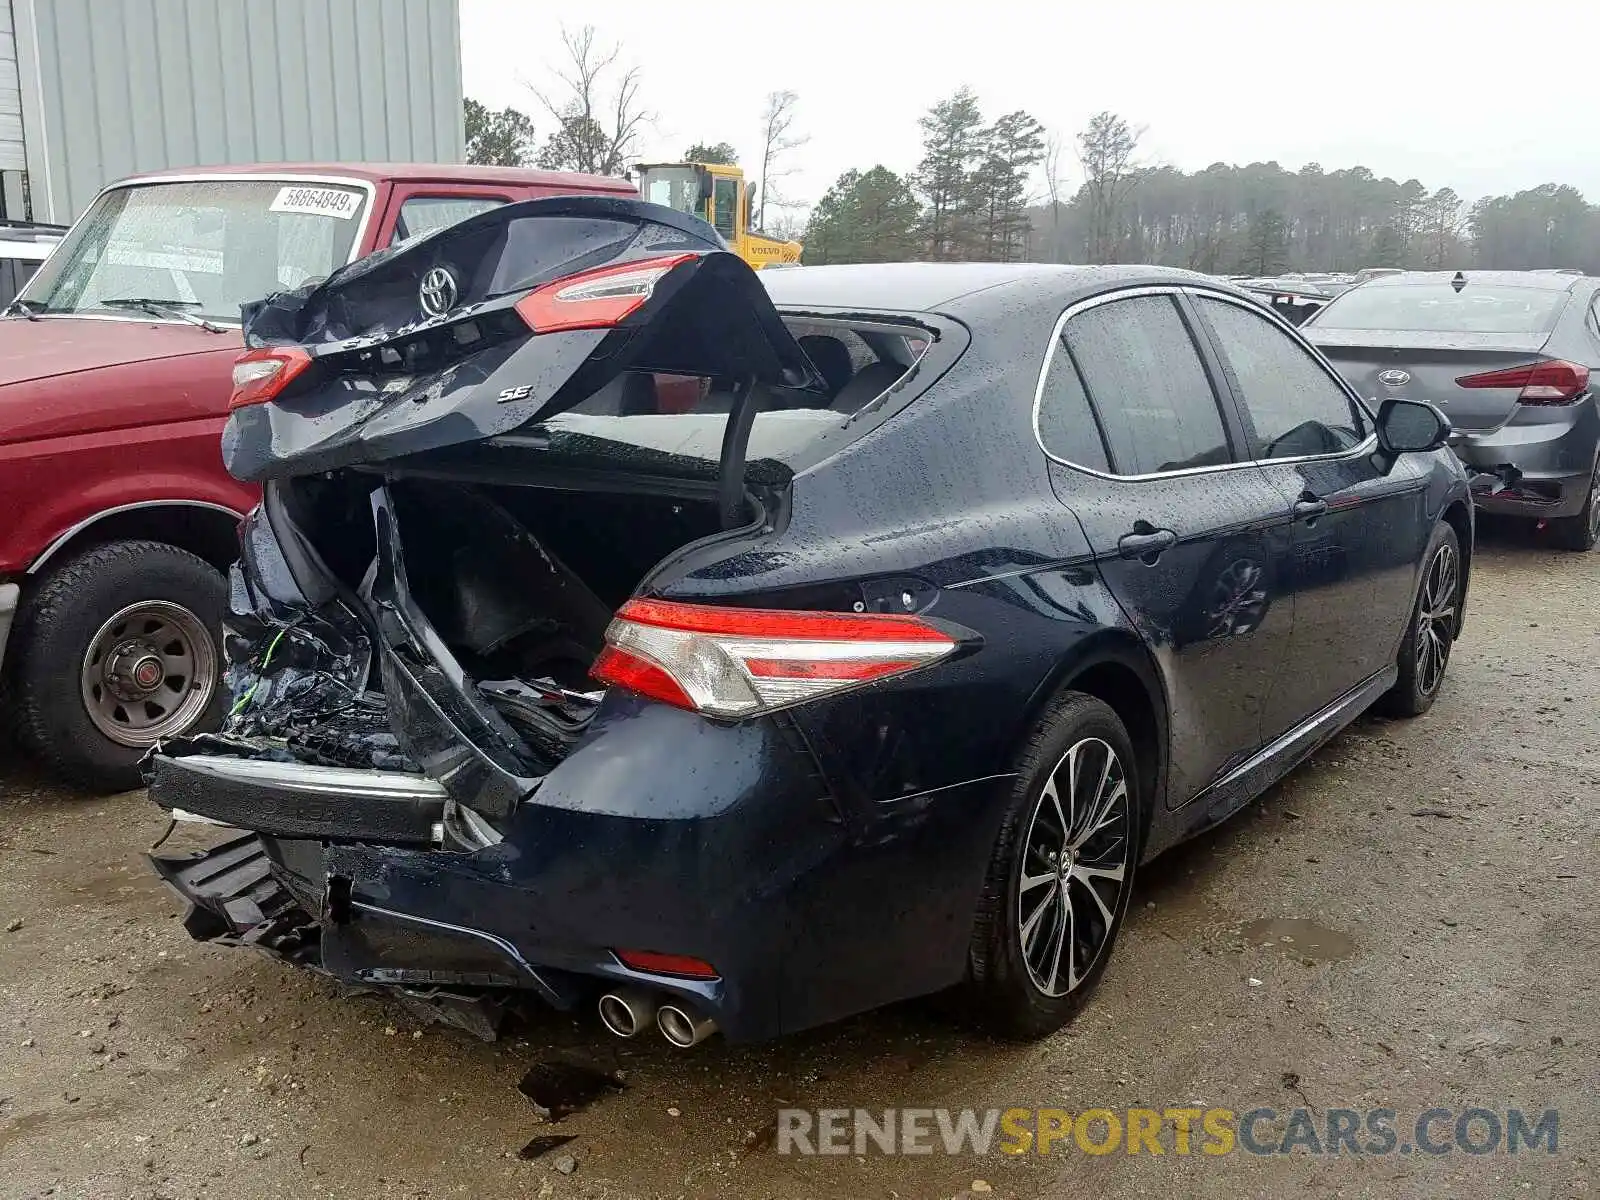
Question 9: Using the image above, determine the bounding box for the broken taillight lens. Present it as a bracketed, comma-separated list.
[514, 253, 698, 334]
[1455, 360, 1590, 405]
[590, 598, 959, 718]
[229, 346, 313, 409]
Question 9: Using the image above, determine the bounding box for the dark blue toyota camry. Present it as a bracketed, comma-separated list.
[148, 197, 1472, 1046]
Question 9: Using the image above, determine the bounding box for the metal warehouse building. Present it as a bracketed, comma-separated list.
[1, 0, 465, 223]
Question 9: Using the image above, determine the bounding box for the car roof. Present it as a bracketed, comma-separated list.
[110, 162, 638, 193]
[759, 262, 1219, 313]
[1358, 270, 1591, 293]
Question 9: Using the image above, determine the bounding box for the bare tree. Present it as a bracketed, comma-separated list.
[766, 208, 808, 245]
[527, 25, 651, 176]
[1420, 187, 1465, 268]
[1076, 111, 1143, 263]
[755, 90, 808, 232]
[1043, 132, 1068, 260]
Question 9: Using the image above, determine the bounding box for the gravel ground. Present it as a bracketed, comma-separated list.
[1, 526, 1595, 1200]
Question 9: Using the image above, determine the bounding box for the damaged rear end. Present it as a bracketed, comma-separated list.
[146, 197, 949, 1042]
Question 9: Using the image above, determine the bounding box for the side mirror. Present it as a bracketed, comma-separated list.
[1376, 397, 1449, 455]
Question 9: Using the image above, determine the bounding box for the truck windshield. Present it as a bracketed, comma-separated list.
[637, 166, 703, 217]
[19, 179, 368, 325]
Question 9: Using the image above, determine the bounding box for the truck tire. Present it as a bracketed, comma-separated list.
[12, 540, 228, 792]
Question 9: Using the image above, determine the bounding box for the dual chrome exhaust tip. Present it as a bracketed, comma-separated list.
[597, 987, 717, 1048]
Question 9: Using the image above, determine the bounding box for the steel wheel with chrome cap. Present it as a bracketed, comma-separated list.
[9, 540, 227, 792]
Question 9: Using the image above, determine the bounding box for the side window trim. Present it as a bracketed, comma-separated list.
[1053, 337, 1118, 471]
[1032, 286, 1248, 481]
[1170, 289, 1254, 460]
[1180, 287, 1379, 466]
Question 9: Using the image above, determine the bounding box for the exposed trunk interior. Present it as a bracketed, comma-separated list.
[274, 471, 734, 777]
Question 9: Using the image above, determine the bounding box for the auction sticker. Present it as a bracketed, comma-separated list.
[269, 185, 363, 220]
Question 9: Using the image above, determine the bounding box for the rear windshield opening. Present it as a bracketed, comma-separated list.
[1313, 283, 1567, 335]
[536, 316, 932, 473]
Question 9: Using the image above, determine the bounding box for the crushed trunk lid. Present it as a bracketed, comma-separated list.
[223, 195, 822, 481]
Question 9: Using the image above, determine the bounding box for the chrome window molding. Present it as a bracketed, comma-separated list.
[13, 172, 380, 329]
[1032, 283, 1379, 482]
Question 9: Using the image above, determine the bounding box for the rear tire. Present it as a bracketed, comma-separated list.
[967, 692, 1143, 1039]
[1380, 522, 1461, 718]
[12, 541, 227, 792]
[1550, 458, 1600, 551]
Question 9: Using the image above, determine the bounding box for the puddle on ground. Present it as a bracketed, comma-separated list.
[1241, 918, 1355, 964]
[517, 1060, 624, 1122]
[518, 1133, 578, 1160]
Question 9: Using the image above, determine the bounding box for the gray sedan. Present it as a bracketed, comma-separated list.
[1305, 270, 1600, 549]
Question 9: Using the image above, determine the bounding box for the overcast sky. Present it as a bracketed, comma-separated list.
[460, 0, 1600, 212]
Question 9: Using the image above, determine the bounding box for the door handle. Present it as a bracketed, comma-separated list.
[1117, 527, 1178, 561]
[1293, 494, 1328, 523]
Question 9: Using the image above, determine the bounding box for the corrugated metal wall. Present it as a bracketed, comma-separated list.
[0, 2, 22, 171]
[14, 0, 464, 223]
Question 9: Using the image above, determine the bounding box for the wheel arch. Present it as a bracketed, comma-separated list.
[1019, 631, 1170, 843]
[1440, 497, 1471, 637]
[28, 501, 244, 577]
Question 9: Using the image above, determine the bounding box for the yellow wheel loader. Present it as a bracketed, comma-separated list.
[634, 162, 802, 269]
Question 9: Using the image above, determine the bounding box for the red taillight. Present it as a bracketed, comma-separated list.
[514, 253, 698, 334]
[1455, 360, 1590, 405]
[590, 598, 959, 717]
[229, 346, 312, 410]
[614, 949, 719, 980]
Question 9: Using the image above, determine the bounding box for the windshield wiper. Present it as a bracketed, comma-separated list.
[99, 297, 227, 334]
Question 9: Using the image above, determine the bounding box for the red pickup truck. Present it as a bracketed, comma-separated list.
[0, 162, 636, 790]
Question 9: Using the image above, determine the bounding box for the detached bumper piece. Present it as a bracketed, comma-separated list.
[149, 748, 447, 846]
[149, 834, 317, 957]
[150, 831, 581, 1041]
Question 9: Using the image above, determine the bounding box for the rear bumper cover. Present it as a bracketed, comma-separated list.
[148, 716, 1008, 1042]
[1452, 405, 1598, 518]
[151, 750, 447, 846]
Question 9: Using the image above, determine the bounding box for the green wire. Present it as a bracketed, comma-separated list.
[228, 625, 290, 718]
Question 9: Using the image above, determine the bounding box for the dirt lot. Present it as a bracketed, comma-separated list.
[1, 527, 1595, 1200]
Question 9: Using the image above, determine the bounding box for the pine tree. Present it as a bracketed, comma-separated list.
[915, 88, 987, 260]
[976, 111, 1046, 261]
[1242, 208, 1289, 274]
[464, 99, 536, 167]
[683, 142, 737, 165]
[804, 167, 921, 264]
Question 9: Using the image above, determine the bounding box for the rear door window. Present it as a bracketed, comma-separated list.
[1196, 296, 1368, 460]
[1063, 294, 1233, 475]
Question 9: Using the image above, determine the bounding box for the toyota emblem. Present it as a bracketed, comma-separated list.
[419, 266, 458, 317]
[1377, 368, 1411, 389]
